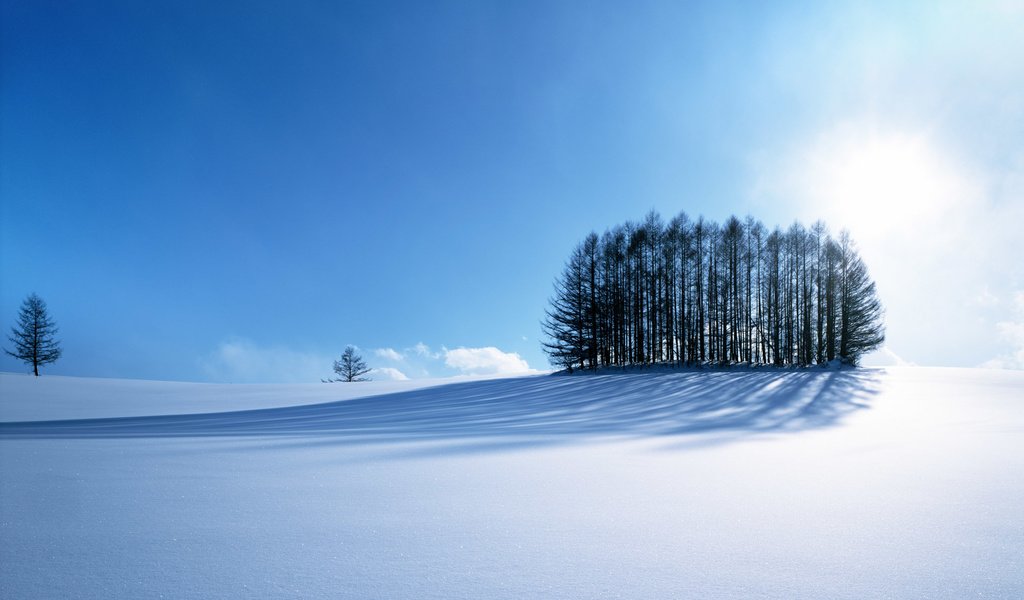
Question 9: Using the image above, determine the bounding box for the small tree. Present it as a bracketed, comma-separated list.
[325, 346, 371, 382]
[5, 293, 63, 376]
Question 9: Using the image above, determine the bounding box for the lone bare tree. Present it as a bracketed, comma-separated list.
[5, 293, 63, 376]
[325, 346, 371, 382]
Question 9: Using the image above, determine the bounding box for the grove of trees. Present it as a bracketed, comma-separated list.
[5, 293, 63, 376]
[542, 211, 884, 372]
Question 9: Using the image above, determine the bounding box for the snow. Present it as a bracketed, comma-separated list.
[1, 367, 1022, 598]
[0, 373, 468, 421]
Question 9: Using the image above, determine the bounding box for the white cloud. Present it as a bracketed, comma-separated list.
[443, 346, 532, 375]
[371, 367, 409, 381]
[374, 347, 404, 362]
[973, 287, 1001, 309]
[983, 291, 1024, 370]
[199, 340, 537, 382]
[413, 342, 440, 359]
[200, 338, 332, 384]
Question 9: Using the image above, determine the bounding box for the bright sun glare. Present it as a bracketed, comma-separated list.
[809, 131, 966, 243]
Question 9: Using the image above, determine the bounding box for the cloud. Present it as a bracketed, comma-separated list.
[973, 287, 1001, 309]
[983, 291, 1024, 370]
[200, 338, 331, 383]
[371, 367, 409, 381]
[443, 346, 532, 375]
[374, 347, 404, 362]
[199, 339, 537, 382]
[413, 342, 440, 359]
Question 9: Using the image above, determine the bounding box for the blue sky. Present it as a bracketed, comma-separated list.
[2, 1, 1022, 381]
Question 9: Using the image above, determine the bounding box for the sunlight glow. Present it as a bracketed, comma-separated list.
[772, 121, 1014, 369]
[806, 131, 965, 242]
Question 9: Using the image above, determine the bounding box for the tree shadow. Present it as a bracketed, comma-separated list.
[0, 370, 883, 455]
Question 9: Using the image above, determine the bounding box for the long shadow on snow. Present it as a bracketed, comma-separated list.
[0, 370, 882, 453]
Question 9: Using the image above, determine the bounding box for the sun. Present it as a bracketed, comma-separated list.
[806, 130, 965, 243]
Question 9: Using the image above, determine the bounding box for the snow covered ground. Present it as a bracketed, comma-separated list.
[1, 367, 1022, 598]
[0, 373, 478, 421]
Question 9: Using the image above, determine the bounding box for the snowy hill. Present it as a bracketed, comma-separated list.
[1, 367, 1022, 598]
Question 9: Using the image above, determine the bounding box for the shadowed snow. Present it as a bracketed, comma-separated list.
[0, 370, 880, 448]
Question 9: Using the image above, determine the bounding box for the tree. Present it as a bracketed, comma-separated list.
[325, 346, 372, 382]
[836, 232, 886, 364]
[541, 211, 886, 370]
[541, 242, 590, 372]
[5, 293, 63, 376]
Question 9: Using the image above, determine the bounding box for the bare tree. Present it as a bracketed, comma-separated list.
[324, 346, 371, 382]
[5, 293, 63, 376]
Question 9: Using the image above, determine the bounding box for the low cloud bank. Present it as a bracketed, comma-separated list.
[372, 342, 537, 377]
[200, 338, 331, 384]
[200, 339, 536, 384]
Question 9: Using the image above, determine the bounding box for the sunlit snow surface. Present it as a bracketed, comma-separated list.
[1, 368, 1022, 598]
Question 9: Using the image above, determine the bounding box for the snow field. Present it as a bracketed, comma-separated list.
[1, 367, 1022, 598]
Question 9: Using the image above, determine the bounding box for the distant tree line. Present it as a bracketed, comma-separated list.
[542, 211, 884, 372]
